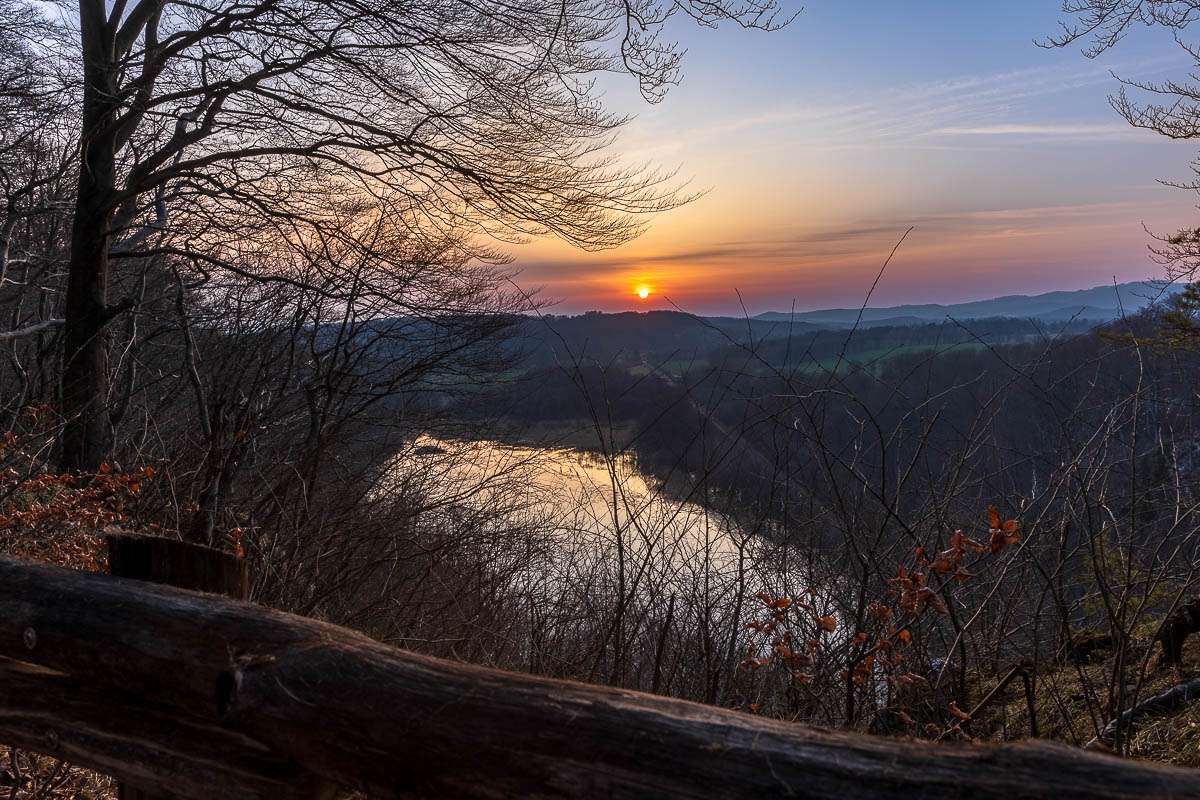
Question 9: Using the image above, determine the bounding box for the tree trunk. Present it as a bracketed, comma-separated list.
[60, 0, 117, 472]
[1157, 597, 1200, 667]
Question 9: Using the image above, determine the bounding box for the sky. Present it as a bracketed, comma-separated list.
[507, 1, 1200, 315]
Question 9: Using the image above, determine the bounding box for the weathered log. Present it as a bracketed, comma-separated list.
[107, 532, 256, 800]
[0, 659, 316, 800]
[3, 557, 1200, 799]
[107, 532, 249, 597]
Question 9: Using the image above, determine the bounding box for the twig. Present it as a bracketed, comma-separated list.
[0, 319, 63, 341]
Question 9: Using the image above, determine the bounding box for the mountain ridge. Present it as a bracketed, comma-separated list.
[753, 281, 1181, 325]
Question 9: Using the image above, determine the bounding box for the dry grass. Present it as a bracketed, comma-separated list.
[974, 631, 1200, 767]
[1, 750, 114, 800]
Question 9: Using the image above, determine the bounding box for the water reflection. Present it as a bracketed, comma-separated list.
[393, 436, 752, 593]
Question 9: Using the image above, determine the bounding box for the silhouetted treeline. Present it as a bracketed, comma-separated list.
[452, 310, 1200, 583]
[495, 312, 1094, 371]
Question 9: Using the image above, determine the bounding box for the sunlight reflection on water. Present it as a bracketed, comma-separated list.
[394, 436, 752, 586]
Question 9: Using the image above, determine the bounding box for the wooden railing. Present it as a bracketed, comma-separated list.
[2, 555, 1200, 799]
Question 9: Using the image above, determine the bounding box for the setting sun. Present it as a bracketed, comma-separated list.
[636, 285, 651, 300]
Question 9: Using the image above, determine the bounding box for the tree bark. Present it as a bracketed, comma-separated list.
[106, 533, 249, 598]
[4, 557, 1200, 800]
[60, 0, 118, 472]
[106, 534, 254, 800]
[0, 659, 317, 800]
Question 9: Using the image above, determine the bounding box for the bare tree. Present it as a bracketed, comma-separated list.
[1046, 2, 1200, 289]
[0, 0, 75, 425]
[43, 0, 787, 470]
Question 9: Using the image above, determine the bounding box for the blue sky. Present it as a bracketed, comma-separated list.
[512, 1, 1199, 314]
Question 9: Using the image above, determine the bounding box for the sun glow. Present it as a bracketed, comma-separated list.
[636, 285, 651, 300]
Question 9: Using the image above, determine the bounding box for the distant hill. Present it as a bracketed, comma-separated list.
[509, 310, 825, 365]
[362, 282, 1182, 372]
[503, 307, 1101, 371]
[755, 281, 1182, 326]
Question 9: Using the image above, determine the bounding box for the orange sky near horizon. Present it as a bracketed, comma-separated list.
[512, 193, 1193, 315]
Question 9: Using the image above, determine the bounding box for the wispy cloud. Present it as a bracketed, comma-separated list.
[931, 123, 1143, 140]
[624, 52, 1193, 156]
[516, 199, 1174, 284]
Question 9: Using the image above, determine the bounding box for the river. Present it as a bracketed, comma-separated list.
[390, 436, 758, 597]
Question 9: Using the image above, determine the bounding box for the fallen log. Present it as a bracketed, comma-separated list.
[1088, 676, 1200, 750]
[0, 659, 320, 800]
[3, 557, 1200, 799]
[106, 530, 257, 800]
